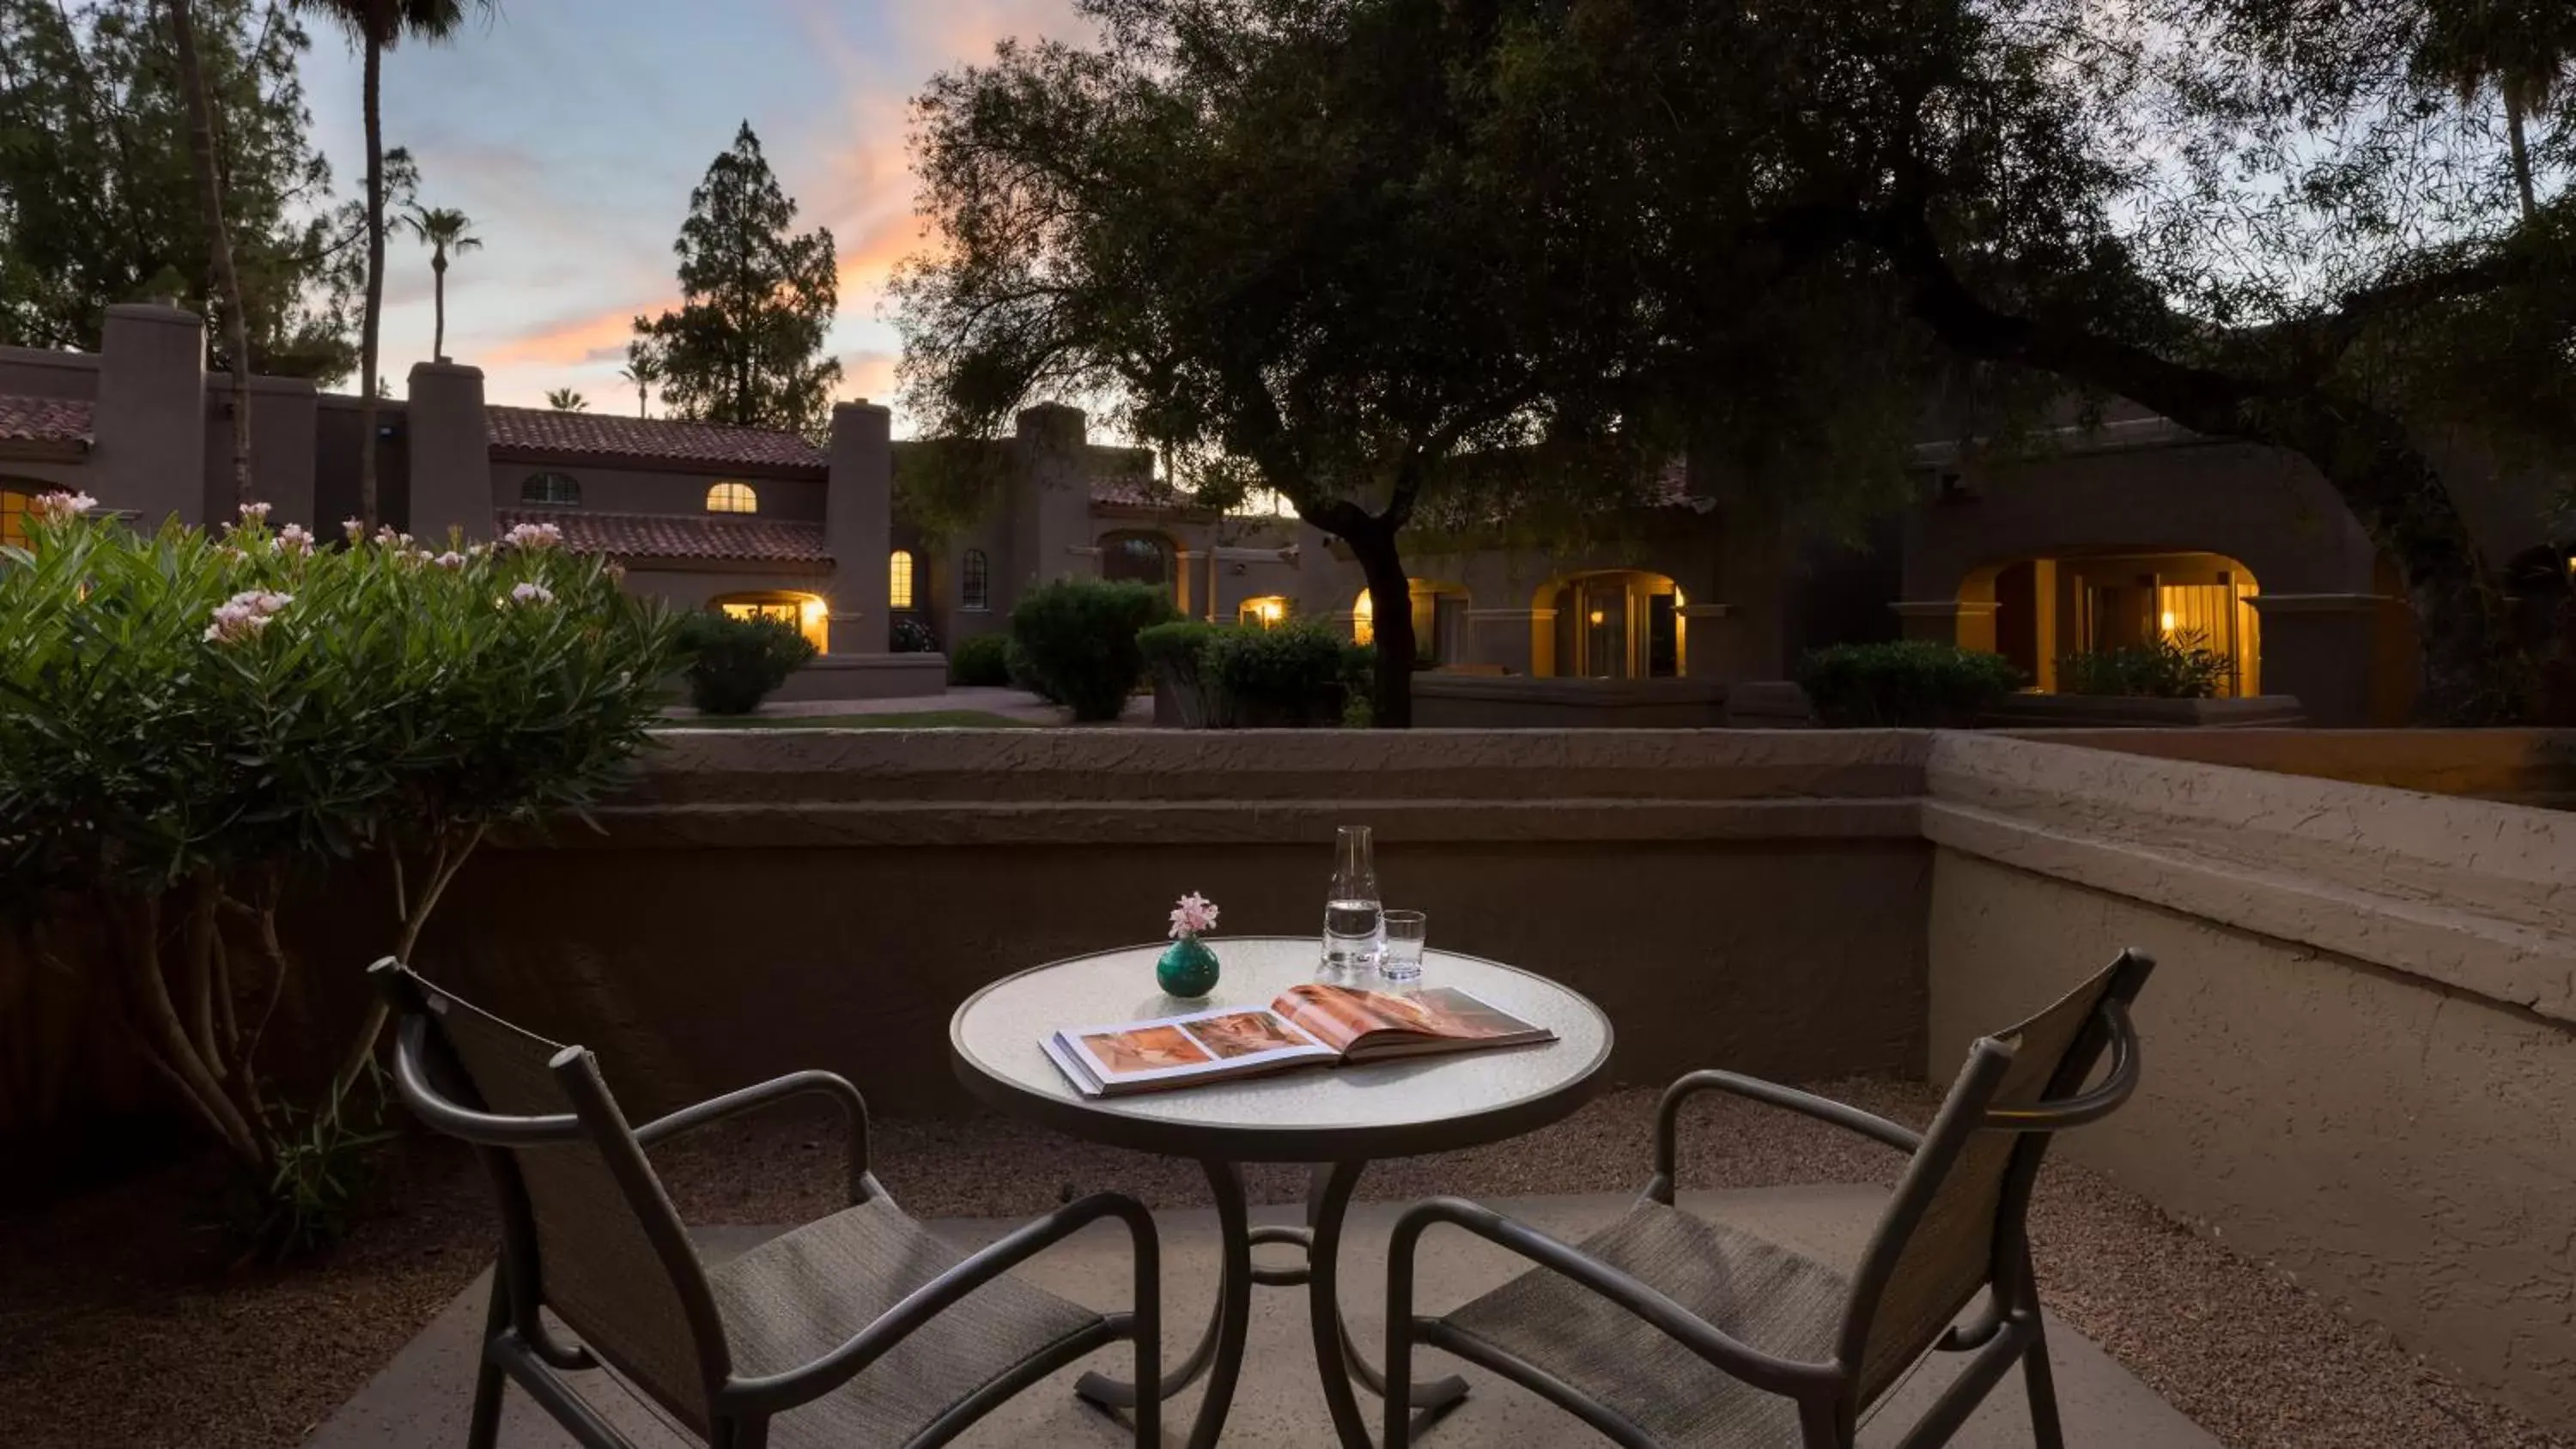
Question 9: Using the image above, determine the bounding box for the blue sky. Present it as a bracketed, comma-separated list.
[297, 0, 1090, 423]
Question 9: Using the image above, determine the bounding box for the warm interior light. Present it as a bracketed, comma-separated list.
[1589, 609, 1607, 626]
[2159, 609, 2177, 634]
[800, 597, 825, 621]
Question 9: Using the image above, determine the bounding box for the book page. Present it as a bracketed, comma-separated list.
[1272, 983, 1550, 1055]
[1054, 1003, 1333, 1093]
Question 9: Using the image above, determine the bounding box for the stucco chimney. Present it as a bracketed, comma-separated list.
[405, 360, 489, 543]
[1011, 403, 1093, 589]
[824, 400, 895, 655]
[92, 303, 208, 528]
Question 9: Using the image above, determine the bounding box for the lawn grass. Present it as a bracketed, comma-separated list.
[658, 708, 1040, 730]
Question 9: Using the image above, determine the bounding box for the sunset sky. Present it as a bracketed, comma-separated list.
[295, 0, 1091, 423]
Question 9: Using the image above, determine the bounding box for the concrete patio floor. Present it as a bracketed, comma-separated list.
[315, 1185, 2216, 1448]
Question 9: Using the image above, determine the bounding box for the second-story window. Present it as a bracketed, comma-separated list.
[519, 472, 580, 506]
[889, 549, 916, 609]
[961, 549, 990, 610]
[706, 481, 758, 513]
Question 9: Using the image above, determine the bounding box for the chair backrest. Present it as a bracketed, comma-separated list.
[1838, 949, 2154, 1404]
[373, 960, 730, 1430]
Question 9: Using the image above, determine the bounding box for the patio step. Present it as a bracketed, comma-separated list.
[313, 1185, 2217, 1447]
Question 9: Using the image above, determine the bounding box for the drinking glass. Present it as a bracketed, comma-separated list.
[1320, 824, 1382, 979]
[1376, 910, 1427, 989]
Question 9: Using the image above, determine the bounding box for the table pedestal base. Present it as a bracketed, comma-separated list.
[1075, 1158, 1467, 1448]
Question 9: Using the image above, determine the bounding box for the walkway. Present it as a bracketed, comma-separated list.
[664, 685, 1157, 726]
[313, 1185, 2215, 1448]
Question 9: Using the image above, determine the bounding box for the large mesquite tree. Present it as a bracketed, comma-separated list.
[892, 0, 1684, 726]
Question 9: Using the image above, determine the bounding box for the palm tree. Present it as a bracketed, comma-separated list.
[163, 0, 258, 505]
[2415, 3, 2573, 222]
[296, 0, 495, 529]
[618, 343, 663, 418]
[400, 204, 481, 361]
[545, 387, 588, 412]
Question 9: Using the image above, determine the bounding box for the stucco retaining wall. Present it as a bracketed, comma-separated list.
[1922, 731, 2576, 1428]
[2006, 726, 2576, 807]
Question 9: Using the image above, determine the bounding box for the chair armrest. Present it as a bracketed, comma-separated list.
[717, 1191, 1160, 1417]
[1649, 1070, 1920, 1203]
[634, 1070, 878, 1205]
[1387, 1197, 1840, 1399]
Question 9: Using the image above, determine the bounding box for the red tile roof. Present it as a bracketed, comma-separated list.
[0, 394, 94, 447]
[495, 508, 829, 566]
[486, 405, 826, 471]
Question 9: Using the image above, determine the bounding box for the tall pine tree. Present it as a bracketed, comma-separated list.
[632, 123, 841, 436]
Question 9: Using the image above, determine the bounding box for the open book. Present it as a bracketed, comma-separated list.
[1042, 983, 1555, 1097]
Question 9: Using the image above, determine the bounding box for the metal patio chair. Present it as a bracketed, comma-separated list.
[1385, 949, 2154, 1449]
[372, 959, 1160, 1449]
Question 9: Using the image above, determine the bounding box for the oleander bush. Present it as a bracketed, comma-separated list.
[2058, 631, 2229, 699]
[1795, 640, 2022, 726]
[1006, 578, 1181, 720]
[0, 496, 676, 1252]
[890, 615, 939, 654]
[676, 611, 817, 714]
[1204, 621, 1351, 725]
[950, 631, 1012, 686]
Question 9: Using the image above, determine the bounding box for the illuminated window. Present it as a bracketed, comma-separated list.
[962, 549, 990, 610]
[705, 481, 758, 513]
[1238, 595, 1290, 628]
[715, 591, 828, 652]
[889, 549, 916, 609]
[1352, 591, 1374, 645]
[520, 472, 580, 506]
[1, 490, 27, 549]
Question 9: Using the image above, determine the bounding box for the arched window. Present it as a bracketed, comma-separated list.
[961, 549, 991, 610]
[519, 471, 580, 506]
[1099, 530, 1174, 587]
[714, 591, 828, 653]
[889, 549, 916, 609]
[1238, 596, 1290, 628]
[705, 481, 758, 514]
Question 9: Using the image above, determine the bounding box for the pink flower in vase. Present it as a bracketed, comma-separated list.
[1168, 891, 1220, 939]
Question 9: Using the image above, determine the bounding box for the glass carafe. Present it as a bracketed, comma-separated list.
[1320, 824, 1383, 979]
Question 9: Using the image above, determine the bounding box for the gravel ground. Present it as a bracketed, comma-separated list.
[2, 1080, 2562, 1449]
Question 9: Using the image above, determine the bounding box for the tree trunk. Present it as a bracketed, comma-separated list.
[356, 37, 385, 529]
[2507, 100, 2539, 223]
[431, 252, 447, 361]
[1346, 526, 1417, 727]
[165, 0, 255, 506]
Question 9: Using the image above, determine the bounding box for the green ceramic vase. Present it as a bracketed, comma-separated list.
[1157, 935, 1221, 998]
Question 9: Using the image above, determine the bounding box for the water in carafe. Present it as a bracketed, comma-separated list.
[1321, 825, 1383, 979]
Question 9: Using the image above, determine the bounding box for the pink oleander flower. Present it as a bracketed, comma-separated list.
[343, 517, 365, 541]
[204, 588, 292, 644]
[276, 523, 315, 555]
[506, 581, 555, 606]
[239, 500, 271, 522]
[28, 491, 98, 522]
[1168, 891, 1220, 939]
[502, 520, 563, 549]
[433, 550, 467, 570]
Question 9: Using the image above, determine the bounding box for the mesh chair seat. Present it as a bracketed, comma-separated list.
[1442, 1199, 1852, 1448]
[706, 1195, 1105, 1448]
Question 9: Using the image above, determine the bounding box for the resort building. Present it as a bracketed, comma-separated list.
[3, 302, 2558, 721]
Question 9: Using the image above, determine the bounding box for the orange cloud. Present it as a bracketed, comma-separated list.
[486, 304, 663, 367]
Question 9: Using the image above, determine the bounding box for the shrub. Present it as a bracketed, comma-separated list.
[676, 611, 817, 714]
[1139, 620, 1224, 725]
[0, 500, 675, 1248]
[1002, 636, 1059, 701]
[1795, 640, 2021, 726]
[950, 631, 1012, 686]
[890, 615, 939, 654]
[2057, 632, 2229, 699]
[1006, 578, 1182, 720]
[1204, 621, 1351, 725]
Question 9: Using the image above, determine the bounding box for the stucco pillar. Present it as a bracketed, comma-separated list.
[1468, 608, 1553, 675]
[1173, 547, 1199, 617]
[92, 303, 207, 528]
[222, 373, 317, 529]
[405, 361, 489, 543]
[1890, 599, 2000, 650]
[825, 401, 894, 655]
[1010, 404, 1094, 589]
[2247, 593, 2383, 725]
[1676, 603, 1736, 680]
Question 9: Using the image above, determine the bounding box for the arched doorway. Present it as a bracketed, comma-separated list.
[1100, 530, 1176, 591]
[1533, 570, 1685, 679]
[1968, 550, 2261, 695]
[713, 590, 829, 653]
[1351, 580, 1471, 666]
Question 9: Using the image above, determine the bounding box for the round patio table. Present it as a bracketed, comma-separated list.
[949, 936, 1614, 1449]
